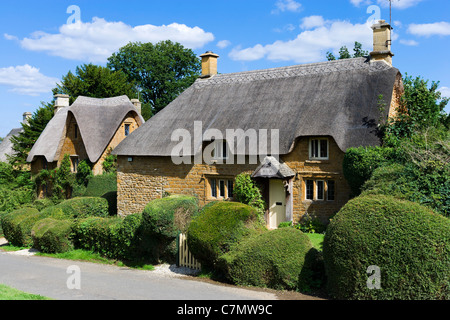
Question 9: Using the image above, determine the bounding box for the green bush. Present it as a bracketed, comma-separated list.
[187, 201, 266, 270]
[53, 197, 110, 219]
[1, 207, 41, 246]
[83, 173, 117, 197]
[233, 173, 265, 215]
[219, 228, 322, 291]
[343, 146, 392, 197]
[31, 198, 56, 211]
[73, 213, 149, 261]
[32, 218, 73, 253]
[142, 195, 199, 263]
[0, 186, 35, 213]
[323, 195, 450, 300]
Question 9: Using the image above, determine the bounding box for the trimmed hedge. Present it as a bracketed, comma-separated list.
[187, 201, 267, 269]
[32, 218, 73, 253]
[73, 213, 148, 261]
[53, 197, 110, 219]
[142, 195, 199, 263]
[219, 228, 321, 291]
[323, 195, 450, 300]
[1, 208, 41, 247]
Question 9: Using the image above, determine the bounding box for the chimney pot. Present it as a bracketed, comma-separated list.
[54, 94, 70, 113]
[22, 112, 32, 125]
[200, 51, 219, 78]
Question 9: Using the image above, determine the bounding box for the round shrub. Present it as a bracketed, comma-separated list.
[1, 207, 40, 246]
[323, 195, 450, 300]
[187, 201, 266, 269]
[53, 197, 110, 218]
[219, 228, 319, 291]
[142, 195, 199, 263]
[32, 218, 73, 253]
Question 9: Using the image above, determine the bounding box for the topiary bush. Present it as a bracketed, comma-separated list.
[142, 195, 199, 263]
[73, 213, 149, 261]
[53, 197, 110, 219]
[1, 207, 41, 247]
[32, 218, 73, 253]
[323, 195, 450, 300]
[219, 228, 322, 291]
[233, 173, 265, 215]
[187, 201, 267, 270]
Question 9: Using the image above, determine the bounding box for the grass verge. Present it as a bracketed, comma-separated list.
[0, 284, 51, 300]
[306, 233, 324, 251]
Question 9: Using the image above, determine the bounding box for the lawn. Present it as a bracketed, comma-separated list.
[307, 233, 324, 251]
[0, 284, 51, 300]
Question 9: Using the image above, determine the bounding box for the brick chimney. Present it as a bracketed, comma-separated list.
[131, 98, 142, 115]
[370, 20, 394, 66]
[54, 94, 70, 113]
[200, 51, 219, 78]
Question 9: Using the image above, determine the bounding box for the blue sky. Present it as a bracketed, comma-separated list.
[1, 0, 449, 137]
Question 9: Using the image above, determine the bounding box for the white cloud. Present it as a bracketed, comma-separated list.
[408, 22, 450, 37]
[439, 87, 450, 99]
[217, 40, 231, 49]
[230, 18, 373, 64]
[300, 16, 325, 29]
[399, 39, 419, 46]
[8, 17, 214, 63]
[272, 0, 302, 14]
[0, 65, 59, 96]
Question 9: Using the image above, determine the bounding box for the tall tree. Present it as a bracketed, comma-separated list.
[107, 40, 201, 118]
[8, 102, 54, 168]
[52, 63, 137, 105]
[326, 42, 369, 61]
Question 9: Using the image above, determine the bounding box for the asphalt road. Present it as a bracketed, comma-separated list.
[0, 251, 277, 300]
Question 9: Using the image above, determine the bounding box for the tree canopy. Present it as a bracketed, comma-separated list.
[326, 42, 369, 61]
[52, 63, 137, 105]
[107, 40, 201, 118]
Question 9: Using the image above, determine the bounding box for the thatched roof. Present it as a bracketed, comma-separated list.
[113, 57, 401, 157]
[0, 128, 23, 162]
[27, 95, 143, 163]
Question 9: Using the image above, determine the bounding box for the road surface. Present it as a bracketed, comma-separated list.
[0, 250, 278, 300]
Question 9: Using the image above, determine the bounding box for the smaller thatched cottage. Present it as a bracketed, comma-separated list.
[27, 94, 144, 178]
[0, 112, 32, 163]
[113, 21, 404, 228]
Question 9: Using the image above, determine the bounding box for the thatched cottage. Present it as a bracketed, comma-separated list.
[0, 112, 32, 163]
[113, 21, 404, 228]
[27, 95, 144, 178]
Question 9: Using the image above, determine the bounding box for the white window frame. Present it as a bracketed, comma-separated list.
[209, 177, 234, 200]
[309, 138, 329, 160]
[305, 180, 314, 201]
[212, 140, 229, 160]
[316, 180, 325, 201]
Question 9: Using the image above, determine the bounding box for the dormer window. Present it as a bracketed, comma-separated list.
[309, 138, 329, 160]
[212, 140, 229, 160]
[124, 124, 131, 137]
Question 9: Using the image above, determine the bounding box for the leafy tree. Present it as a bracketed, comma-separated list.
[326, 42, 369, 61]
[8, 103, 54, 168]
[107, 40, 201, 118]
[53, 64, 137, 105]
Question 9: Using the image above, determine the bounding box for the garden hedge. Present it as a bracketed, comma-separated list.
[142, 195, 199, 263]
[1, 207, 41, 246]
[187, 201, 266, 270]
[53, 197, 110, 219]
[323, 195, 450, 300]
[73, 213, 148, 261]
[32, 218, 73, 253]
[219, 228, 321, 291]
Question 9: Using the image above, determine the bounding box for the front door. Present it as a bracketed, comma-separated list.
[269, 179, 286, 229]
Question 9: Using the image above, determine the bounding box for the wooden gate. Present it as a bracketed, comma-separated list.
[177, 233, 201, 270]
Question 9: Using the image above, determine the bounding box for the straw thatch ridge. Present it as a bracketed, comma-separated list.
[113, 57, 400, 158]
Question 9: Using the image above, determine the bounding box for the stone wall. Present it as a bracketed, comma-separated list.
[117, 136, 351, 224]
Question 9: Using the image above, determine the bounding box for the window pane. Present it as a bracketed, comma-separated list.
[223, 141, 228, 159]
[317, 180, 324, 200]
[306, 180, 314, 200]
[320, 140, 328, 158]
[125, 124, 130, 136]
[327, 180, 335, 201]
[210, 179, 217, 198]
[219, 180, 225, 197]
[227, 180, 234, 198]
[311, 140, 319, 158]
